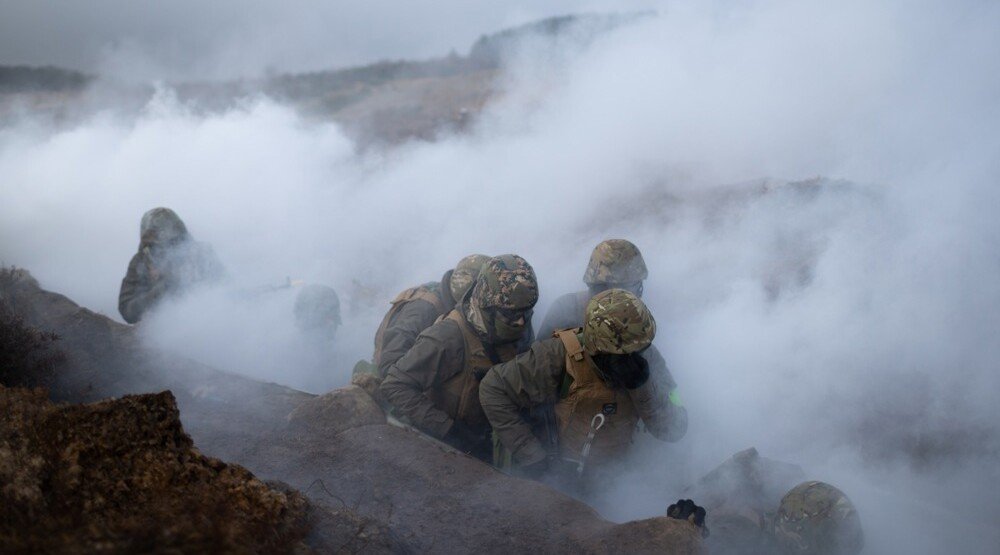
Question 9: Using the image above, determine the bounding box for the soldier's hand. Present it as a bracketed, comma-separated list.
[667, 499, 709, 538]
[442, 424, 482, 452]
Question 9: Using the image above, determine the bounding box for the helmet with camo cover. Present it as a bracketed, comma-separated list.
[449, 254, 490, 303]
[470, 254, 539, 311]
[774, 481, 864, 555]
[140, 207, 189, 246]
[294, 284, 342, 333]
[583, 239, 648, 286]
[583, 289, 656, 355]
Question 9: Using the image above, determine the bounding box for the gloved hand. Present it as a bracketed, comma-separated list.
[591, 352, 650, 389]
[667, 499, 709, 538]
[442, 424, 484, 453]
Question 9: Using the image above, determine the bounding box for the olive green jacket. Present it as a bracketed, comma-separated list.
[378, 317, 468, 438]
[374, 271, 456, 377]
[479, 337, 688, 466]
[537, 290, 593, 339]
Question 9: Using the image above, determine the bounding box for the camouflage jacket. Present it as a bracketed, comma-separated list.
[118, 240, 224, 324]
[479, 336, 687, 466]
[373, 271, 456, 377]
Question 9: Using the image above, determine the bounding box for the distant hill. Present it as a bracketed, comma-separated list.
[0, 12, 651, 147]
[0, 65, 91, 94]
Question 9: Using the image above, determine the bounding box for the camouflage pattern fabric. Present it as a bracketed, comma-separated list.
[773, 481, 864, 555]
[583, 289, 656, 355]
[449, 254, 490, 304]
[582, 239, 648, 286]
[470, 255, 539, 311]
[140, 207, 188, 246]
[293, 284, 341, 332]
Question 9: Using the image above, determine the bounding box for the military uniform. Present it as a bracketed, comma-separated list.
[684, 449, 863, 555]
[538, 239, 648, 339]
[378, 255, 538, 461]
[118, 208, 224, 324]
[481, 289, 687, 480]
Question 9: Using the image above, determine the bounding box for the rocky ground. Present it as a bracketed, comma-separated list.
[0, 267, 705, 553]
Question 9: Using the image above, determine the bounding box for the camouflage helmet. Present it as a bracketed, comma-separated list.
[140, 207, 188, 244]
[293, 284, 342, 332]
[583, 289, 656, 355]
[469, 254, 539, 311]
[449, 253, 490, 303]
[583, 239, 648, 286]
[774, 481, 864, 555]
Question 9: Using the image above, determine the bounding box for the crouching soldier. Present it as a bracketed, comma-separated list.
[480, 289, 687, 485]
[371, 253, 490, 377]
[378, 255, 538, 462]
[118, 207, 225, 323]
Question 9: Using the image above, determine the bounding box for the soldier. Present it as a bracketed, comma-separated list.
[118, 207, 224, 323]
[537, 239, 647, 339]
[372, 254, 490, 377]
[293, 284, 342, 341]
[479, 289, 687, 485]
[684, 448, 864, 555]
[378, 254, 538, 461]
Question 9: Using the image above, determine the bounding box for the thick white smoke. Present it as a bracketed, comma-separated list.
[1, 1, 998, 553]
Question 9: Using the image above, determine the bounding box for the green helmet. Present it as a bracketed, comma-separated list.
[583, 239, 648, 286]
[774, 481, 864, 555]
[294, 284, 342, 333]
[140, 207, 188, 245]
[449, 254, 490, 303]
[470, 254, 539, 311]
[583, 289, 656, 355]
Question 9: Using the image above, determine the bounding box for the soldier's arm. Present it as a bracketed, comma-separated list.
[480, 338, 564, 466]
[376, 299, 439, 376]
[378, 326, 462, 439]
[630, 345, 688, 442]
[118, 252, 168, 324]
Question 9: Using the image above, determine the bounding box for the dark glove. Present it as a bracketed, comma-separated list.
[591, 352, 650, 389]
[442, 424, 484, 453]
[667, 499, 709, 538]
[518, 457, 550, 480]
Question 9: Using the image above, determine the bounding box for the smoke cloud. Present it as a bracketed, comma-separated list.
[2, 1, 999, 553]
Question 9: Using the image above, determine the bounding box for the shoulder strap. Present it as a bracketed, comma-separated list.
[554, 328, 585, 362]
[391, 283, 445, 314]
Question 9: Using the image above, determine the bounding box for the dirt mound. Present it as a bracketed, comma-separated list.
[0, 386, 308, 553]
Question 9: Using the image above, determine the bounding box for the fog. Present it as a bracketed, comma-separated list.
[2, 1, 999, 553]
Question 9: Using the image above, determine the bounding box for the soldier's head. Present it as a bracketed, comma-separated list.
[294, 284, 342, 339]
[773, 481, 864, 555]
[467, 254, 538, 343]
[449, 253, 490, 304]
[583, 289, 656, 389]
[583, 239, 648, 297]
[140, 207, 189, 247]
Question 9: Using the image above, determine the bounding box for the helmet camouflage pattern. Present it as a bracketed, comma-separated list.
[583, 289, 656, 355]
[449, 253, 490, 303]
[774, 481, 864, 555]
[140, 207, 188, 245]
[583, 239, 648, 286]
[470, 254, 538, 311]
[294, 284, 342, 331]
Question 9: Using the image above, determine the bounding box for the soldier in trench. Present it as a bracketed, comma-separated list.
[378, 254, 538, 462]
[118, 207, 225, 324]
[479, 289, 687, 487]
